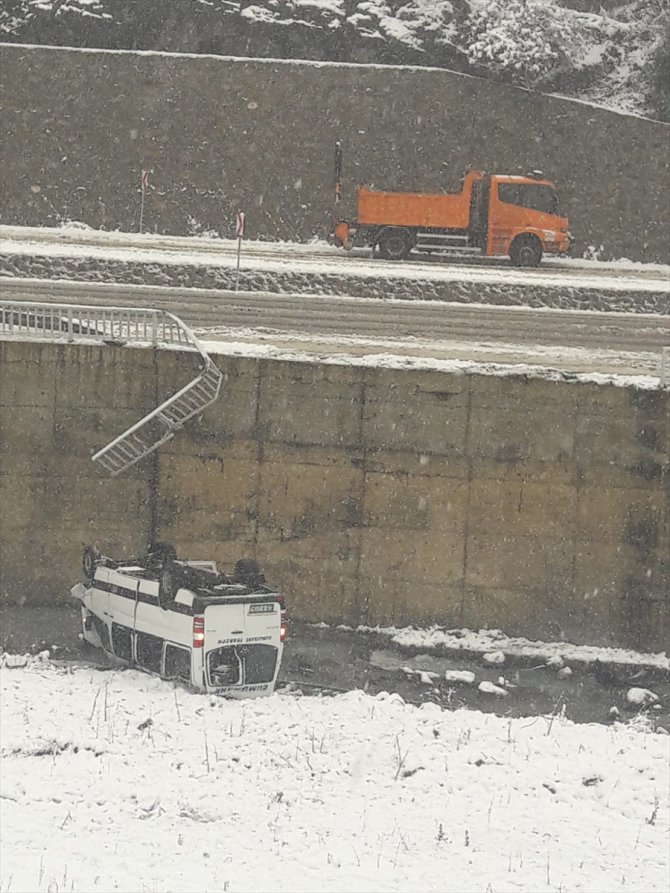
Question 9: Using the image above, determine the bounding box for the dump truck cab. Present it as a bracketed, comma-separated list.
[484, 172, 570, 265]
[333, 158, 571, 266]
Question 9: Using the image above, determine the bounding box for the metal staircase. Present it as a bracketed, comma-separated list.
[1, 299, 223, 476]
[92, 357, 223, 475]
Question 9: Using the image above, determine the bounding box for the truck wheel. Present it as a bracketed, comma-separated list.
[377, 228, 413, 261]
[158, 562, 179, 609]
[83, 545, 101, 580]
[510, 235, 542, 267]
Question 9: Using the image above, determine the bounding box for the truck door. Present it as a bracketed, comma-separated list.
[488, 179, 559, 258]
[487, 178, 520, 255]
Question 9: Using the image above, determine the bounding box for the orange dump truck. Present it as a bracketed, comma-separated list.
[333, 153, 571, 267]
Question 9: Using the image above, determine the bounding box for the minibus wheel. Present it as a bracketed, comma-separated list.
[234, 558, 265, 587]
[158, 562, 179, 609]
[83, 545, 101, 580]
[149, 541, 177, 563]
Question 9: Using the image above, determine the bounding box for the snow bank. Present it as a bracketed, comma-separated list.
[1, 658, 668, 893]
[200, 339, 662, 389]
[627, 687, 660, 708]
[477, 680, 508, 697]
[355, 624, 670, 672]
[444, 669, 476, 685]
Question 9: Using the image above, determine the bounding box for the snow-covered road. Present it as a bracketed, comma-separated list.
[2, 275, 667, 380]
[1, 654, 668, 893]
[2, 224, 669, 289]
[1, 224, 667, 380]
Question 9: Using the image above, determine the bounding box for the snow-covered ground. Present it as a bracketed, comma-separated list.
[2, 224, 668, 293]
[1, 653, 669, 893]
[3, 223, 670, 277]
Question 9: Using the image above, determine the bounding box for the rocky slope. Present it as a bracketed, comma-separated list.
[1, 0, 668, 121]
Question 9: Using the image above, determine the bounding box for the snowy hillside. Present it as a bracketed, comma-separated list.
[1, 0, 668, 120]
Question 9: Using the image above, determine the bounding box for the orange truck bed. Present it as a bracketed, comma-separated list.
[356, 180, 474, 231]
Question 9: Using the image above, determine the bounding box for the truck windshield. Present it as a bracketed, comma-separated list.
[498, 183, 561, 215]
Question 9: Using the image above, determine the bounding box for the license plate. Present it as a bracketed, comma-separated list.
[248, 603, 275, 614]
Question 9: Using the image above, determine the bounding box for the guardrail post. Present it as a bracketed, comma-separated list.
[67, 308, 74, 343]
[152, 313, 158, 347]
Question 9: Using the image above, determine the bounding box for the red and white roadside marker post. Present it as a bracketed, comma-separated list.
[139, 169, 149, 234]
[235, 210, 245, 291]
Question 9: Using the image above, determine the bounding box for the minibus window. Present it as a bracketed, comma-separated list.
[92, 615, 111, 652]
[136, 631, 164, 674]
[111, 623, 133, 662]
[207, 644, 278, 687]
[208, 647, 242, 686]
[165, 643, 191, 682]
[244, 645, 278, 684]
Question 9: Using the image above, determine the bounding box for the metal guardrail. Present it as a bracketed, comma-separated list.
[1, 300, 192, 346]
[1, 299, 223, 476]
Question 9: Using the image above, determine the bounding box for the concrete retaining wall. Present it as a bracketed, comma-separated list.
[1, 339, 668, 650]
[0, 44, 669, 262]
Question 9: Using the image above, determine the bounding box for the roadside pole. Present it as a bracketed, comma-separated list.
[139, 169, 149, 234]
[334, 139, 342, 204]
[235, 210, 245, 291]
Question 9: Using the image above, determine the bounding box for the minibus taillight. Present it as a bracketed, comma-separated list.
[276, 595, 287, 642]
[193, 615, 205, 648]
